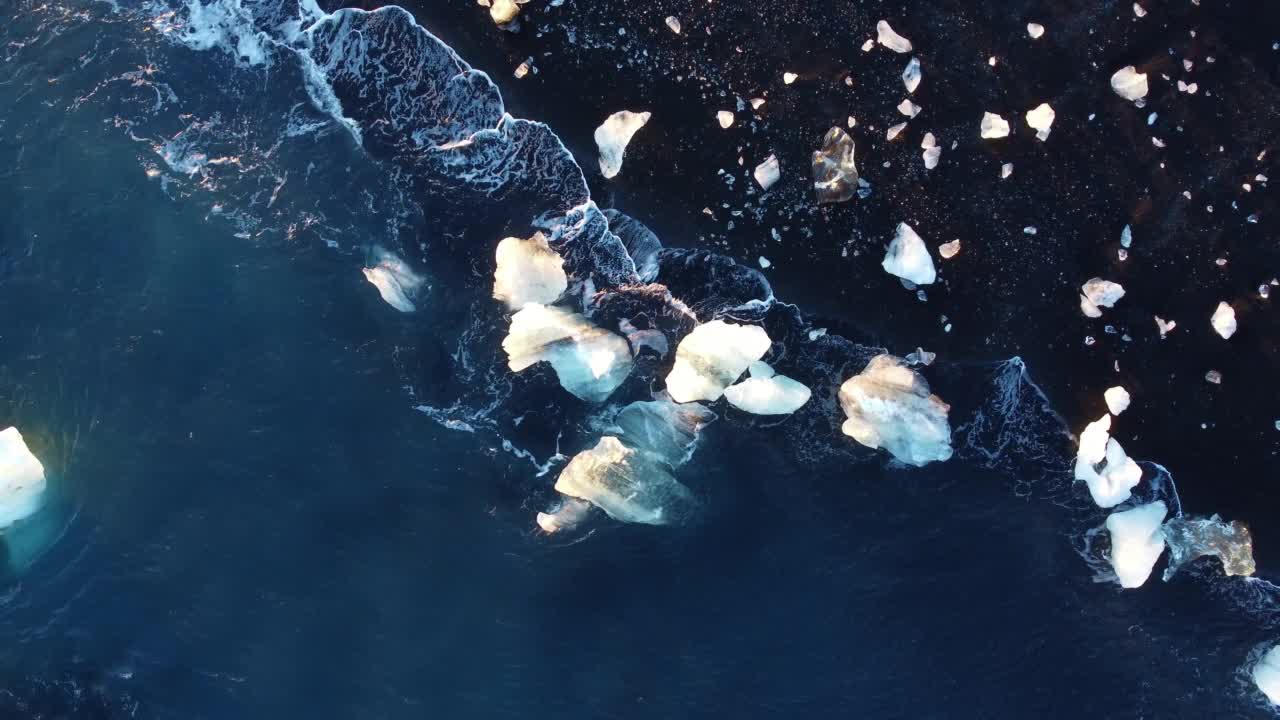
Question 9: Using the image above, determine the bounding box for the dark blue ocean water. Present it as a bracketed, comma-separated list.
[1, 1, 1278, 717]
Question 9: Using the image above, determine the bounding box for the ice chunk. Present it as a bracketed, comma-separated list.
[750, 98, 766, 110]
[905, 348, 937, 366]
[748, 361, 775, 379]
[886, 122, 908, 141]
[536, 497, 594, 534]
[1105, 501, 1168, 588]
[921, 132, 941, 170]
[783, 72, 798, 85]
[1074, 415, 1143, 508]
[618, 318, 669, 358]
[503, 304, 634, 403]
[492, 233, 567, 310]
[1211, 301, 1237, 339]
[489, 0, 519, 26]
[0, 428, 48, 530]
[838, 354, 952, 466]
[363, 248, 424, 313]
[1080, 278, 1125, 317]
[665, 320, 772, 403]
[724, 372, 812, 415]
[716, 110, 735, 129]
[882, 222, 937, 285]
[1120, 224, 1133, 248]
[939, 239, 961, 259]
[1161, 515, 1255, 579]
[902, 57, 921, 93]
[614, 397, 716, 467]
[876, 20, 912, 53]
[1025, 103, 1055, 141]
[1104, 386, 1131, 415]
[594, 110, 651, 179]
[1026, 22, 1045, 39]
[980, 112, 1010, 139]
[1133, 3, 1147, 17]
[664, 16, 681, 34]
[754, 154, 781, 190]
[897, 99, 922, 117]
[811, 127, 859, 204]
[1001, 162, 1013, 178]
[1254, 645, 1280, 705]
[553, 437, 695, 526]
[1111, 66, 1149, 101]
[1155, 316, 1177, 338]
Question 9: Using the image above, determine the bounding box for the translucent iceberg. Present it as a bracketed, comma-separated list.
[0, 428, 47, 530]
[902, 57, 921, 93]
[882, 222, 937, 285]
[724, 364, 812, 415]
[1073, 415, 1142, 508]
[363, 248, 424, 313]
[492, 233, 568, 310]
[503, 304, 633, 403]
[614, 397, 716, 467]
[595, 110, 651, 179]
[553, 437, 695, 526]
[838, 354, 953, 466]
[811, 127, 858, 204]
[1161, 515, 1255, 579]
[1105, 501, 1167, 588]
[1255, 645, 1280, 705]
[665, 320, 772, 403]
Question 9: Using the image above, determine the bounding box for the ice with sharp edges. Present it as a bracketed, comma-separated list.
[1074, 415, 1143, 508]
[0, 428, 47, 530]
[1104, 386, 1131, 415]
[754, 154, 781, 190]
[1025, 103, 1055, 141]
[503, 304, 633, 403]
[1211, 301, 1237, 339]
[1111, 66, 1149, 101]
[1254, 645, 1280, 705]
[1080, 278, 1125, 317]
[1161, 514, 1256, 580]
[594, 110, 651, 179]
[921, 132, 941, 170]
[552, 436, 695, 526]
[665, 320, 772, 403]
[876, 20, 912, 53]
[363, 248, 425, 313]
[614, 397, 716, 467]
[902, 58, 921, 93]
[1105, 501, 1167, 588]
[724, 363, 812, 415]
[839, 354, 953, 466]
[980, 112, 1010, 139]
[492, 233, 567, 310]
[811, 127, 858, 204]
[882, 222, 937, 285]
[897, 99, 922, 118]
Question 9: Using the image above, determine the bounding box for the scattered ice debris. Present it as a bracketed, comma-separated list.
[902, 57, 921, 93]
[1104, 386, 1131, 415]
[1026, 23, 1045, 39]
[882, 222, 937, 285]
[716, 110, 735, 129]
[750, 98, 766, 110]
[754, 154, 781, 190]
[550, 437, 694, 527]
[536, 497, 593, 534]
[1205, 370, 1223, 385]
[0, 427, 48, 530]
[664, 16, 681, 34]
[594, 110, 651, 179]
[1025, 103, 1055, 141]
[1110, 65, 1149, 101]
[1161, 515, 1256, 580]
[1120, 225, 1133, 248]
[1074, 414, 1142, 508]
[876, 20, 912, 53]
[1001, 162, 1013, 179]
[1255, 645, 1280, 705]
[363, 248, 424, 313]
[939, 239, 961, 259]
[886, 122, 908, 141]
[1080, 278, 1125, 317]
[1133, 3, 1147, 17]
[921, 132, 941, 170]
[489, 0, 520, 26]
[1211, 301, 1237, 339]
[492, 233, 567, 310]
[980, 112, 1010, 139]
[812, 127, 859, 204]
[1105, 501, 1168, 588]
[503, 304, 633, 403]
[1155, 316, 1177, 338]
[897, 99, 922, 118]
[665, 320, 771, 403]
[838, 354, 953, 467]
[724, 364, 812, 415]
[905, 347, 937, 366]
[783, 72, 798, 85]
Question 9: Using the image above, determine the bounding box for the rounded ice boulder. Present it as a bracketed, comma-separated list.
[838, 354, 952, 466]
[723, 365, 812, 415]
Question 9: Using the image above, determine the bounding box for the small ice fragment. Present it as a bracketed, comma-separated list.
[886, 122, 908, 141]
[1023, 226, 1037, 235]
[1026, 23, 1045, 39]
[1205, 370, 1222, 384]
[750, 98, 766, 110]
[980, 112, 1010, 139]
[1104, 386, 1131, 415]
[748, 361, 775, 379]
[882, 222, 936, 285]
[754, 154, 781, 190]
[847, 115, 857, 128]
[808, 328, 827, 341]
[811, 127, 859, 204]
[783, 72, 798, 84]
[1025, 103, 1055, 141]
[1133, 3, 1147, 17]
[897, 99, 922, 118]
[489, 0, 519, 26]
[905, 347, 937, 366]
[1252, 645, 1280, 705]
[939, 239, 961, 259]
[492, 233, 568, 310]
[876, 20, 912, 53]
[861, 39, 875, 52]
[514, 58, 533, 78]
[665, 16, 681, 34]
[594, 110, 652, 179]
[1111, 65, 1149, 101]
[536, 497, 594, 534]
[724, 373, 812, 415]
[665, 320, 772, 403]
[1120, 225, 1133, 248]
[839, 354, 952, 466]
[1154, 316, 1176, 337]
[988, 56, 998, 67]
[758, 256, 771, 269]
[363, 248, 425, 313]
[1080, 278, 1125, 317]
[1105, 501, 1168, 588]
[1001, 162, 1013, 178]
[0, 427, 48, 529]
[902, 57, 921, 93]
[921, 132, 941, 170]
[716, 110, 735, 128]
[1211, 301, 1237, 339]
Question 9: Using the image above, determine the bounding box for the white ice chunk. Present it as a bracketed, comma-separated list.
[783, 72, 799, 85]
[1211, 301, 1237, 339]
[902, 57, 921, 93]
[1133, 3, 1147, 17]
[594, 110, 651, 179]
[0, 428, 48, 530]
[1105, 501, 1168, 588]
[1080, 278, 1125, 317]
[839, 354, 952, 466]
[1111, 65, 1149, 101]
[1155, 316, 1177, 338]
[1104, 386, 1131, 415]
[724, 373, 812, 415]
[1253, 645, 1280, 705]
[664, 16, 681, 34]
[876, 20, 912, 53]
[492, 233, 567, 310]
[897, 99, 922, 118]
[939, 239, 961, 259]
[1074, 415, 1143, 508]
[536, 497, 594, 534]
[886, 122, 908, 141]
[665, 320, 772, 403]
[1025, 103, 1055, 141]
[1120, 224, 1133, 248]
[882, 222, 936, 285]
[363, 249, 425, 313]
[503, 304, 633, 403]
[553, 437, 694, 526]
[754, 154, 781, 190]
[489, 0, 519, 25]
[1001, 162, 1013, 178]
[1026, 23, 1045, 38]
[716, 110, 735, 129]
[921, 132, 941, 170]
[980, 112, 1010, 139]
